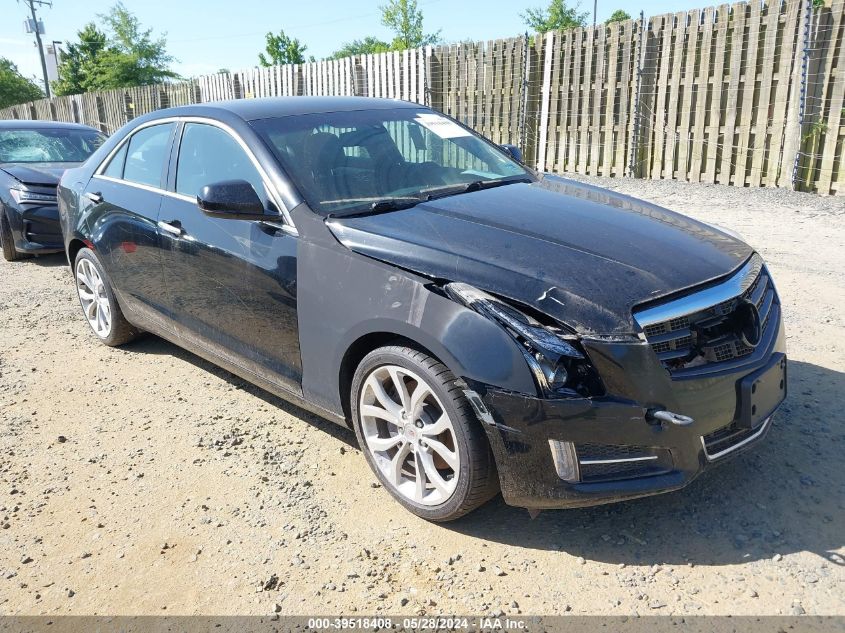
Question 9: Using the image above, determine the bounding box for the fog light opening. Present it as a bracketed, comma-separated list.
[548, 440, 579, 482]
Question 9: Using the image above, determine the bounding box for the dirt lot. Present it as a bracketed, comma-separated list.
[1, 177, 844, 617]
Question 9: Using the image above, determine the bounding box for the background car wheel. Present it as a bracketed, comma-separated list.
[351, 345, 499, 522]
[74, 248, 140, 346]
[0, 211, 24, 262]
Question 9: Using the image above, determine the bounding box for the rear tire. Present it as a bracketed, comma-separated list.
[0, 211, 23, 262]
[74, 247, 140, 346]
[351, 345, 499, 522]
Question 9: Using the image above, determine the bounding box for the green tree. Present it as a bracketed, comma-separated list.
[90, 3, 179, 88]
[53, 4, 177, 95]
[329, 36, 391, 60]
[521, 0, 588, 33]
[52, 23, 108, 96]
[380, 0, 441, 50]
[606, 10, 632, 23]
[0, 58, 43, 108]
[258, 30, 309, 66]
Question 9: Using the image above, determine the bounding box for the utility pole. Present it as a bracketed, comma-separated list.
[593, 0, 597, 27]
[22, 0, 53, 98]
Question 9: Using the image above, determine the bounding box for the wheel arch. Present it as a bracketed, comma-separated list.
[67, 237, 87, 267]
[338, 331, 449, 426]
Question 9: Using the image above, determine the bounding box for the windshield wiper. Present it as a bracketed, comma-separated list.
[327, 196, 428, 218]
[426, 176, 533, 201]
[369, 196, 428, 214]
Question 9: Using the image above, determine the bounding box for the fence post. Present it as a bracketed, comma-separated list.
[790, 0, 813, 190]
[427, 46, 443, 111]
[518, 33, 530, 158]
[628, 11, 647, 177]
[123, 92, 134, 124]
[95, 96, 107, 134]
[353, 57, 367, 96]
[536, 31, 554, 172]
[423, 46, 431, 107]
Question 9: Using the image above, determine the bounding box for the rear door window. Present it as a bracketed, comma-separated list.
[122, 123, 175, 188]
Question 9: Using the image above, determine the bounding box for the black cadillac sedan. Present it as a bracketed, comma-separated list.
[58, 97, 786, 521]
[0, 120, 105, 261]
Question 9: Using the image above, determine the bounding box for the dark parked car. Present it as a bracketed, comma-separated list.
[58, 97, 786, 521]
[0, 120, 105, 261]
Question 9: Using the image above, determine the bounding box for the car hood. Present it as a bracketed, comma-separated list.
[0, 162, 78, 186]
[326, 175, 753, 334]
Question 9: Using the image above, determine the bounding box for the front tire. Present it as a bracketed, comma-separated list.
[0, 211, 23, 262]
[351, 345, 498, 522]
[74, 248, 140, 346]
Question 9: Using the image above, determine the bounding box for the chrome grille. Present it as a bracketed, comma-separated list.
[634, 255, 779, 374]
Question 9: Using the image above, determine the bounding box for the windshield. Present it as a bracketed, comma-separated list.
[0, 128, 106, 164]
[251, 109, 531, 215]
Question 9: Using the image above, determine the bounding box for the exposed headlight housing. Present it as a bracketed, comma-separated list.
[444, 282, 604, 398]
[9, 186, 57, 205]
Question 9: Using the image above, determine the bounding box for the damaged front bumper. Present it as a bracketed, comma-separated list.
[7, 203, 64, 253]
[464, 319, 787, 510]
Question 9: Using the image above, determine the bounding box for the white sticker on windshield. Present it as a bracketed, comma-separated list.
[415, 113, 472, 139]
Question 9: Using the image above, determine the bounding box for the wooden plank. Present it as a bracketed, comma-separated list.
[677, 9, 701, 181]
[815, 0, 845, 193]
[501, 38, 514, 142]
[589, 23, 607, 174]
[704, 4, 731, 182]
[719, 2, 748, 184]
[537, 31, 554, 172]
[733, 0, 763, 185]
[650, 14, 674, 178]
[567, 27, 584, 169]
[576, 25, 595, 173]
[602, 21, 621, 175]
[554, 30, 573, 172]
[748, 0, 781, 185]
[474, 41, 484, 130]
[663, 12, 688, 179]
[615, 18, 636, 175]
[466, 42, 477, 128]
[675, 9, 707, 180]
[545, 31, 564, 171]
[690, 7, 715, 182]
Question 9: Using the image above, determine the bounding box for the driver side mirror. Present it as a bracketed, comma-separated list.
[197, 180, 267, 220]
[501, 144, 523, 163]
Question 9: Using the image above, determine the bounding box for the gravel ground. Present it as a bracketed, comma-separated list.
[1, 176, 843, 616]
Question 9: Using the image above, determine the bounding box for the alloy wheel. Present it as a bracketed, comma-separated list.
[359, 365, 460, 506]
[76, 258, 112, 338]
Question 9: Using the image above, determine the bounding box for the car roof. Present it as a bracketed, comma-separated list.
[148, 96, 423, 122]
[0, 119, 102, 132]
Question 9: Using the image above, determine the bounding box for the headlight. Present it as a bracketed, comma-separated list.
[444, 282, 604, 398]
[9, 187, 57, 204]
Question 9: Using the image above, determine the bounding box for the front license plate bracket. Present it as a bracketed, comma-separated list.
[737, 353, 787, 429]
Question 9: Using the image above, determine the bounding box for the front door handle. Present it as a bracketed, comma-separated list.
[157, 220, 184, 236]
[85, 191, 103, 203]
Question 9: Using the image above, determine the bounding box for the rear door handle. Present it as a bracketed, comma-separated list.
[85, 191, 103, 203]
[157, 220, 184, 236]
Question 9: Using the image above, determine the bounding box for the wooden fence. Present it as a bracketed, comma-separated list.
[2, 0, 843, 194]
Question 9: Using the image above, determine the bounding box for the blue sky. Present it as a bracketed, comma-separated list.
[3, 0, 712, 89]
